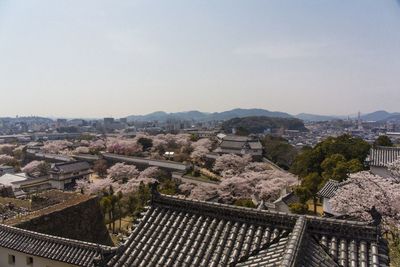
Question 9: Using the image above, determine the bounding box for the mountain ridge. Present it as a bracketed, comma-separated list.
[124, 109, 400, 122]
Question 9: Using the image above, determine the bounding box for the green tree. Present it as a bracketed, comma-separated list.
[137, 137, 153, 151]
[100, 197, 112, 230]
[291, 134, 370, 178]
[234, 199, 256, 208]
[297, 172, 323, 214]
[374, 135, 393, 147]
[262, 135, 298, 170]
[289, 203, 308, 214]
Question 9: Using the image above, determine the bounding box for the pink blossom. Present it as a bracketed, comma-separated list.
[107, 163, 139, 182]
[188, 183, 219, 200]
[330, 171, 400, 228]
[22, 160, 48, 177]
[42, 140, 73, 154]
[0, 144, 16, 155]
[213, 154, 252, 178]
[89, 139, 106, 151]
[217, 170, 298, 202]
[106, 138, 142, 156]
[387, 157, 400, 180]
[118, 177, 156, 194]
[138, 167, 160, 179]
[78, 177, 120, 195]
[73, 146, 90, 154]
[0, 154, 18, 166]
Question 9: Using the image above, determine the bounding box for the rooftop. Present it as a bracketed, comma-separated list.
[369, 146, 400, 167]
[0, 223, 115, 267]
[107, 193, 390, 267]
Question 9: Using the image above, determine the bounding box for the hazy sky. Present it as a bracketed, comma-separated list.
[0, 0, 400, 118]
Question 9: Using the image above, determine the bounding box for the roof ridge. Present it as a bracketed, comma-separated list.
[154, 193, 373, 228]
[280, 216, 307, 267]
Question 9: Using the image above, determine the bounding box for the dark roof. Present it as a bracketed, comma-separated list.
[369, 146, 400, 167]
[223, 135, 251, 142]
[51, 161, 91, 174]
[317, 180, 340, 199]
[0, 223, 115, 267]
[248, 142, 263, 150]
[220, 140, 246, 149]
[106, 193, 390, 267]
[276, 192, 300, 206]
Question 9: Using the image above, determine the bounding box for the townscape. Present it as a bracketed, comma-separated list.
[1, 1, 399, 266]
[0, 110, 399, 266]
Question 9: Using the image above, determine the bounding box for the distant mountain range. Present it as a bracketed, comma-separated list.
[125, 108, 400, 123]
[126, 108, 292, 122]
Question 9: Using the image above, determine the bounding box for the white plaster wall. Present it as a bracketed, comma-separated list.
[0, 248, 77, 267]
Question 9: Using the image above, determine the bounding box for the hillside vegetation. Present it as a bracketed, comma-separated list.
[222, 116, 307, 134]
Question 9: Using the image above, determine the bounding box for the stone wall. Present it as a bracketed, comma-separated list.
[12, 196, 113, 246]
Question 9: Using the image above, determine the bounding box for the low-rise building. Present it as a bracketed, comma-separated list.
[214, 135, 263, 159]
[49, 161, 92, 190]
[367, 146, 400, 178]
[317, 179, 343, 217]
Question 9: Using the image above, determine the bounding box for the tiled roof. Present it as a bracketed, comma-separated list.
[317, 180, 340, 199]
[369, 146, 400, 167]
[248, 142, 263, 150]
[107, 193, 390, 267]
[223, 135, 251, 142]
[0, 223, 115, 267]
[275, 192, 300, 206]
[51, 161, 91, 174]
[220, 140, 246, 149]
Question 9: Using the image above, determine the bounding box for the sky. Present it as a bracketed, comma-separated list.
[0, 0, 400, 118]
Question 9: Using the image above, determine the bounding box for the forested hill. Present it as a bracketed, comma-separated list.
[222, 116, 307, 134]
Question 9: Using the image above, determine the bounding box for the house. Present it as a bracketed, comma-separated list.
[367, 146, 400, 178]
[49, 161, 92, 190]
[272, 192, 300, 213]
[0, 165, 14, 176]
[0, 223, 115, 267]
[317, 180, 343, 217]
[214, 135, 263, 159]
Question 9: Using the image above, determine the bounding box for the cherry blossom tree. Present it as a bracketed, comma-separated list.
[77, 177, 119, 195]
[79, 140, 90, 146]
[388, 157, 400, 179]
[330, 171, 400, 228]
[178, 183, 197, 196]
[0, 154, 18, 167]
[151, 135, 169, 152]
[0, 144, 16, 155]
[111, 167, 160, 194]
[190, 138, 213, 165]
[73, 146, 90, 155]
[213, 154, 252, 178]
[89, 139, 106, 154]
[118, 177, 156, 194]
[42, 140, 73, 154]
[106, 139, 142, 156]
[107, 163, 139, 183]
[22, 160, 50, 177]
[138, 167, 161, 179]
[217, 170, 298, 203]
[188, 183, 219, 200]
